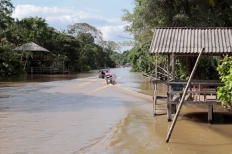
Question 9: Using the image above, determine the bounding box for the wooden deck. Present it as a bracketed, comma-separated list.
[153, 80, 224, 124]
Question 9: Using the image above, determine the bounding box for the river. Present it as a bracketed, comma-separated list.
[0, 67, 232, 154]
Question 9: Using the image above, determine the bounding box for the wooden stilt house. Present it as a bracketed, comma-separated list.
[149, 27, 232, 123]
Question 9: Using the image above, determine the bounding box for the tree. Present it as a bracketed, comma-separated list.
[0, 0, 15, 45]
[0, 0, 25, 77]
[17, 17, 49, 45]
[67, 23, 102, 45]
[122, 0, 232, 77]
[67, 23, 111, 70]
[216, 55, 232, 112]
[0, 44, 25, 76]
[0, 1, 123, 76]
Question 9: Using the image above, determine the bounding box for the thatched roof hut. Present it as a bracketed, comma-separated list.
[13, 42, 50, 52]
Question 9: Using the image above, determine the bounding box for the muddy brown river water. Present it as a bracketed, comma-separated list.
[0, 67, 232, 154]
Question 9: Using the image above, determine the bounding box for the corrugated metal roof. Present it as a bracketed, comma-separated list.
[149, 27, 232, 55]
[13, 42, 50, 52]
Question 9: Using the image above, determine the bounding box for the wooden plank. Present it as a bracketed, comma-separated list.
[168, 91, 216, 94]
[170, 100, 221, 105]
[168, 80, 223, 83]
[152, 80, 167, 84]
[208, 105, 213, 124]
[156, 96, 167, 99]
[156, 108, 167, 110]
[167, 82, 224, 86]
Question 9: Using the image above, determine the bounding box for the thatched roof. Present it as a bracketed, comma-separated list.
[149, 27, 232, 55]
[13, 42, 50, 52]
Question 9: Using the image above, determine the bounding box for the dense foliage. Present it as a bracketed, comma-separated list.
[217, 56, 232, 111]
[122, 0, 232, 79]
[0, 0, 129, 77]
[121, 0, 232, 110]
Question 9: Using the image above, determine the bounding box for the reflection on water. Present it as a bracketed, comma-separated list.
[0, 67, 157, 96]
[0, 67, 232, 153]
[0, 71, 98, 87]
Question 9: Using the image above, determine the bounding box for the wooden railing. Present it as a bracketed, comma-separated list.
[167, 80, 224, 103]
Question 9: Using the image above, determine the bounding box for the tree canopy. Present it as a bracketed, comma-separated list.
[0, 0, 129, 77]
[122, 0, 232, 79]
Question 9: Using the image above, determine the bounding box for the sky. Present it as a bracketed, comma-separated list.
[10, 0, 135, 51]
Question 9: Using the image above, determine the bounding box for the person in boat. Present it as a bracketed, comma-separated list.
[105, 72, 116, 85]
[98, 71, 104, 79]
[98, 68, 110, 79]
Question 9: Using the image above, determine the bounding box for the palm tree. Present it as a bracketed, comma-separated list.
[18, 17, 49, 44]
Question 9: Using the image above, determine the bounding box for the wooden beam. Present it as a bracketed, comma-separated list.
[171, 53, 175, 80]
[153, 83, 157, 116]
[168, 91, 216, 94]
[170, 100, 221, 105]
[167, 54, 172, 121]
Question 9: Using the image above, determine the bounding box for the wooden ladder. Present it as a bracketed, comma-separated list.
[153, 83, 167, 116]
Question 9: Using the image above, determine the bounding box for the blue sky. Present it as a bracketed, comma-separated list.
[10, 0, 134, 51]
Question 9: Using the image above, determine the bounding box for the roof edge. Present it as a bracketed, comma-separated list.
[152, 27, 232, 30]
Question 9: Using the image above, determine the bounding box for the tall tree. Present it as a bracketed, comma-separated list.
[0, 0, 25, 77]
[18, 17, 49, 45]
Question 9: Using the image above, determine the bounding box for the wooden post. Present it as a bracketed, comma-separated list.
[171, 53, 177, 114]
[155, 53, 158, 79]
[167, 54, 172, 121]
[153, 83, 157, 116]
[166, 48, 205, 143]
[171, 104, 176, 114]
[171, 53, 175, 80]
[154, 51, 158, 116]
[208, 105, 213, 124]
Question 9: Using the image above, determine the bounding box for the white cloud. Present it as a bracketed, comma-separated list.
[12, 5, 104, 26]
[12, 4, 132, 51]
[100, 25, 124, 40]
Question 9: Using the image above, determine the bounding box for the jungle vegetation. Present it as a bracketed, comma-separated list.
[122, 0, 232, 79]
[2, 0, 232, 109]
[0, 0, 129, 77]
[122, 0, 232, 110]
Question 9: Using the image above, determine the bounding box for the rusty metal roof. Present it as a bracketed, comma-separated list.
[149, 27, 232, 55]
[13, 42, 50, 52]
